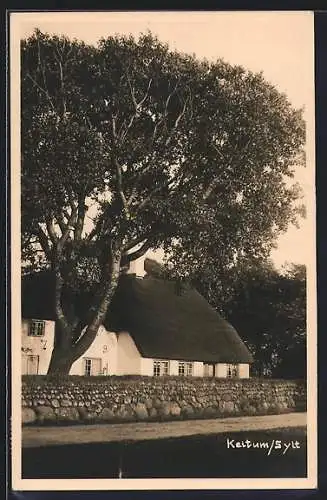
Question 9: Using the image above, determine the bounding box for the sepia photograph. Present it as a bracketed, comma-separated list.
[10, 10, 316, 490]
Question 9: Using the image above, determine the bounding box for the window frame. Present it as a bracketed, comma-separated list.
[84, 357, 102, 376]
[178, 361, 193, 377]
[28, 319, 45, 337]
[153, 360, 169, 377]
[226, 363, 239, 378]
[22, 354, 40, 375]
[84, 358, 92, 376]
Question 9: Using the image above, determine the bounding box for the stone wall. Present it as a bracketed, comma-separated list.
[22, 376, 306, 425]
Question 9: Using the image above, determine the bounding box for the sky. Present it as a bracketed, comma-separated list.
[13, 11, 315, 272]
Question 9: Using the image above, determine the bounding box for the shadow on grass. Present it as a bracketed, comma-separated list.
[22, 427, 307, 479]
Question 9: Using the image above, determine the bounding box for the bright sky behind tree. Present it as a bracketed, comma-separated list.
[14, 10, 315, 270]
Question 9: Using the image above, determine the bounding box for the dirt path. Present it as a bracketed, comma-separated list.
[22, 412, 306, 448]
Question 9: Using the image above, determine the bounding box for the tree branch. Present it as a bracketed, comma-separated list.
[74, 196, 86, 241]
[36, 224, 52, 259]
[57, 205, 78, 252]
[165, 95, 189, 147]
[53, 46, 67, 117]
[71, 247, 122, 360]
[125, 70, 138, 110]
[55, 213, 68, 236]
[122, 239, 154, 264]
[114, 158, 130, 219]
[36, 37, 56, 112]
[164, 79, 181, 114]
[54, 266, 70, 341]
[46, 219, 58, 245]
[26, 73, 55, 112]
[122, 233, 150, 253]
[119, 74, 153, 144]
[133, 171, 181, 215]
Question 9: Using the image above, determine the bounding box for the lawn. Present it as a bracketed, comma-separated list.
[22, 426, 307, 479]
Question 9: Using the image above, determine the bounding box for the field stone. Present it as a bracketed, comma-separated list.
[259, 401, 269, 411]
[222, 392, 233, 402]
[149, 407, 157, 418]
[134, 403, 148, 420]
[169, 402, 181, 417]
[50, 399, 60, 409]
[144, 399, 153, 410]
[246, 405, 257, 416]
[22, 408, 36, 424]
[158, 402, 171, 417]
[55, 407, 79, 421]
[222, 401, 235, 413]
[182, 405, 194, 417]
[35, 406, 56, 422]
[203, 406, 217, 417]
[152, 398, 162, 409]
[61, 399, 72, 407]
[117, 406, 134, 420]
[21, 379, 306, 424]
[78, 407, 90, 420]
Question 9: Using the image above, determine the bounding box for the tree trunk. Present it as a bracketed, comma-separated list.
[47, 252, 122, 376]
[47, 347, 76, 375]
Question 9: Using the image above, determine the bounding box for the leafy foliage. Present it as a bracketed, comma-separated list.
[22, 29, 306, 373]
[216, 262, 306, 378]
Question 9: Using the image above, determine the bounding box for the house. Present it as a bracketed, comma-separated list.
[21, 258, 253, 378]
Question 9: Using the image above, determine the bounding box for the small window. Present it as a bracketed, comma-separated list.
[204, 363, 214, 377]
[153, 360, 169, 377]
[85, 359, 92, 376]
[84, 358, 102, 376]
[178, 362, 185, 376]
[186, 362, 193, 376]
[178, 361, 193, 377]
[28, 320, 45, 337]
[22, 354, 39, 375]
[227, 364, 238, 378]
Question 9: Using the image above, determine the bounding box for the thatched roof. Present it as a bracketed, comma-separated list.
[22, 272, 253, 364]
[107, 275, 253, 364]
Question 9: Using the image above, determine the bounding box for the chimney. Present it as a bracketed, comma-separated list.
[125, 256, 145, 277]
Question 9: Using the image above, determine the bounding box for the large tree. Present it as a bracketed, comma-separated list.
[22, 30, 305, 374]
[220, 262, 306, 378]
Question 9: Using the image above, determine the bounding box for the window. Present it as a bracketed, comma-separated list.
[84, 358, 102, 376]
[186, 362, 193, 376]
[28, 320, 45, 337]
[227, 364, 238, 378]
[22, 354, 39, 375]
[85, 359, 92, 376]
[153, 360, 169, 377]
[204, 363, 214, 377]
[178, 361, 193, 376]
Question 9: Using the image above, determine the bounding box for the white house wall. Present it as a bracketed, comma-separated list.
[21, 319, 55, 375]
[215, 363, 227, 378]
[140, 357, 153, 376]
[238, 363, 250, 378]
[168, 360, 178, 376]
[193, 361, 204, 377]
[214, 363, 250, 378]
[116, 331, 142, 375]
[140, 358, 203, 377]
[70, 326, 118, 376]
[22, 321, 250, 378]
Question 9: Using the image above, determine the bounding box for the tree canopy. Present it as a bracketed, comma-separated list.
[222, 262, 306, 378]
[21, 29, 306, 374]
